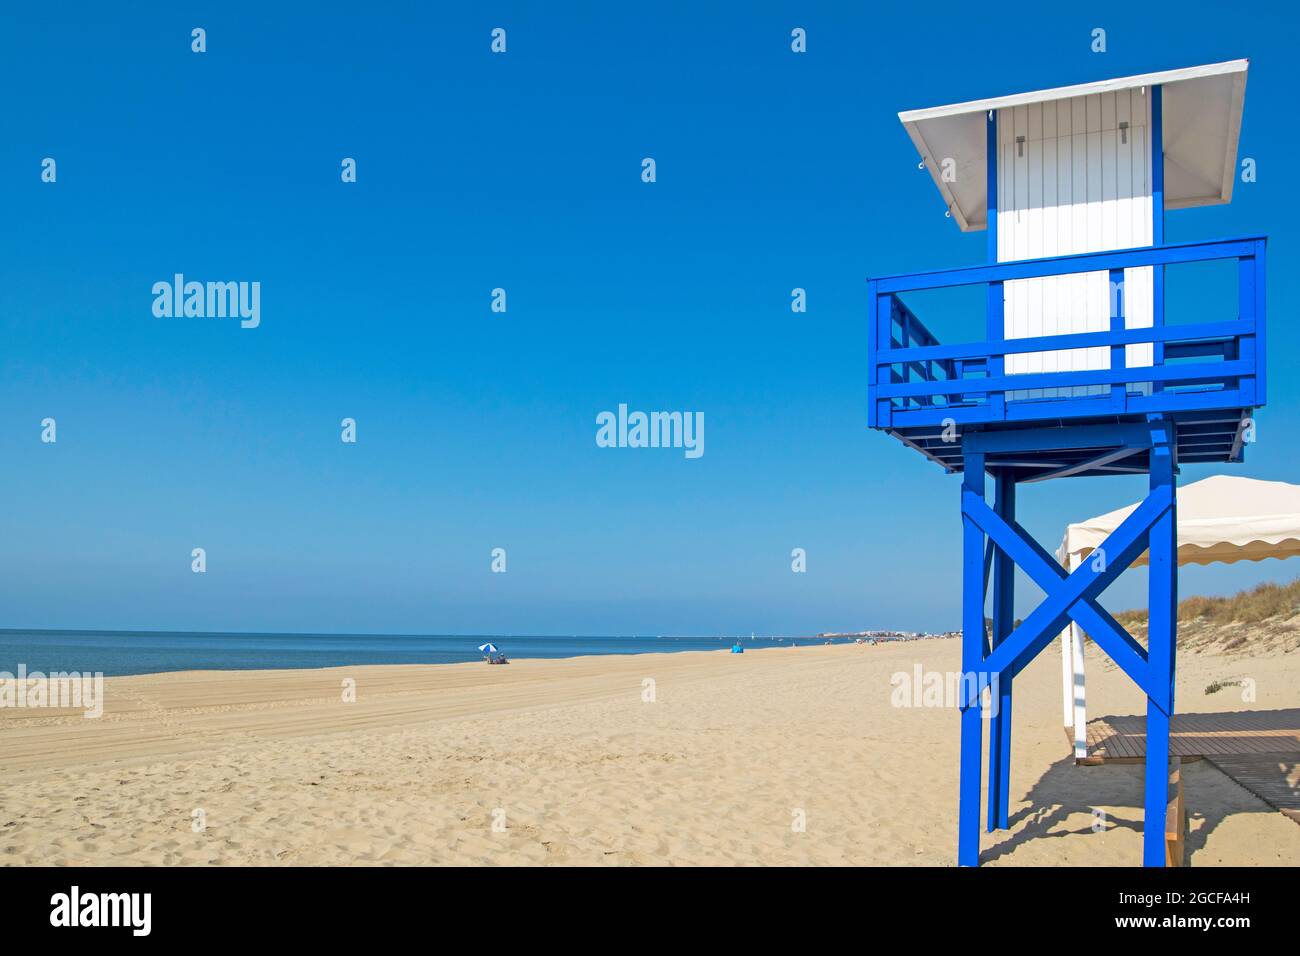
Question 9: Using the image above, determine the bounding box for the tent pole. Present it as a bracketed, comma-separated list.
[1058, 552, 1087, 760]
[1070, 565, 1088, 761]
[1060, 617, 1073, 733]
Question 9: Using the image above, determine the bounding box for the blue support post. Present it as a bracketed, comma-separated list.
[986, 110, 1005, 420]
[1238, 253, 1257, 415]
[874, 290, 894, 428]
[958, 448, 986, 866]
[987, 109, 998, 262]
[1143, 418, 1178, 866]
[1109, 267, 1126, 410]
[1255, 238, 1267, 405]
[867, 280, 879, 428]
[1151, 85, 1164, 245]
[1151, 85, 1166, 391]
[987, 469, 1015, 831]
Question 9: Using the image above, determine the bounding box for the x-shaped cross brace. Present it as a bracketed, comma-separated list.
[960, 488, 1170, 711]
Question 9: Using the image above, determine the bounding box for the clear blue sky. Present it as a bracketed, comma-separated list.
[1, 2, 1297, 635]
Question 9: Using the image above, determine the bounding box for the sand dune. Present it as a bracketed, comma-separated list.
[2, 640, 1298, 865]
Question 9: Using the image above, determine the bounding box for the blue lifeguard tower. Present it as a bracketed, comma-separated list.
[868, 61, 1264, 866]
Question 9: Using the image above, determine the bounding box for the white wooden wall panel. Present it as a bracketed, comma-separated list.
[997, 89, 1153, 401]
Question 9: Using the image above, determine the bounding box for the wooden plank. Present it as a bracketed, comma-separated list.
[1081, 710, 1300, 764]
[1165, 759, 1185, 867]
[1205, 754, 1300, 824]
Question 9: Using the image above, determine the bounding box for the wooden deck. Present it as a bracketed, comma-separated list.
[1204, 754, 1300, 826]
[1080, 708, 1300, 764]
[1078, 709, 1300, 827]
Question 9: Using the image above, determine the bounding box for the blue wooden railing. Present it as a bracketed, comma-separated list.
[868, 237, 1266, 430]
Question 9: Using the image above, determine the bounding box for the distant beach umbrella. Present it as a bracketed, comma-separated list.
[478, 643, 498, 654]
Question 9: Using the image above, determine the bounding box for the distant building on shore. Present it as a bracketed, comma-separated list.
[816, 629, 958, 642]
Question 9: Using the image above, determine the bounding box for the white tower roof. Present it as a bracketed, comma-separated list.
[899, 60, 1249, 231]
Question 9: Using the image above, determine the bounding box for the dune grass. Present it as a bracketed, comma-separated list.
[1115, 577, 1300, 628]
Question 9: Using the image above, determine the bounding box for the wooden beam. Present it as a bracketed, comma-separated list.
[1164, 758, 1185, 867]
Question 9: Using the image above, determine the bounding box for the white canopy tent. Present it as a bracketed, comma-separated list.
[1058, 475, 1300, 758]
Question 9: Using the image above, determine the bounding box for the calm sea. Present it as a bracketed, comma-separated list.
[0, 630, 856, 678]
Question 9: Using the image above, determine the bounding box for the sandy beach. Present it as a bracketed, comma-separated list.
[2, 638, 1298, 866]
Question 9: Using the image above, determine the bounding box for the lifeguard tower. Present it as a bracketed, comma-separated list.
[867, 61, 1265, 866]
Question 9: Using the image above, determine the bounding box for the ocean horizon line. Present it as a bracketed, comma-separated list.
[0, 626, 862, 641]
[0, 628, 942, 678]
